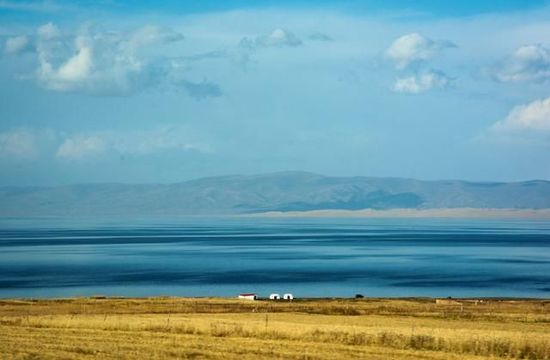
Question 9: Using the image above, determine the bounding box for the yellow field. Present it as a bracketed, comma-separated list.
[0, 297, 548, 359]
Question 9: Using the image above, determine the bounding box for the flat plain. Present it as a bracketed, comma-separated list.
[0, 297, 548, 359]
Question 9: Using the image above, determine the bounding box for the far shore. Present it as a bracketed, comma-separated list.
[248, 207, 550, 219]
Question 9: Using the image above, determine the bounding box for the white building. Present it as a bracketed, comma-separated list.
[283, 293, 294, 300]
[238, 293, 257, 300]
[269, 293, 281, 300]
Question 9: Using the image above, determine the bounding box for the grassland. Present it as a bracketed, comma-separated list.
[0, 297, 548, 359]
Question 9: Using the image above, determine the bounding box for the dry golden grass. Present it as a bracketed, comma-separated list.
[0, 297, 548, 359]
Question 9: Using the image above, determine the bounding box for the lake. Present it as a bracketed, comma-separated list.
[0, 217, 549, 298]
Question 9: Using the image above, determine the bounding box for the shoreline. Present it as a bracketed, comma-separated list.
[248, 207, 550, 219]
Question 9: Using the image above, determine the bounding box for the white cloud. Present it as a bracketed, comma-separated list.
[386, 33, 456, 93]
[0, 125, 209, 162]
[234, 28, 302, 67]
[393, 70, 452, 94]
[0, 129, 37, 159]
[37, 22, 61, 39]
[491, 97, 550, 132]
[260, 28, 302, 47]
[109, 126, 209, 155]
[125, 25, 184, 51]
[56, 126, 210, 160]
[493, 44, 550, 83]
[171, 28, 304, 70]
[38, 35, 93, 91]
[386, 33, 455, 70]
[241, 28, 302, 49]
[34, 23, 184, 95]
[56, 135, 106, 160]
[4, 35, 30, 55]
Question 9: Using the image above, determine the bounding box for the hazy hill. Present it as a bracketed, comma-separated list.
[1, 171, 549, 216]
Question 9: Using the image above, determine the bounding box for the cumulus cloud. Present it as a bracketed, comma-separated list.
[393, 70, 453, 94]
[386, 33, 456, 94]
[493, 44, 550, 83]
[0, 129, 37, 159]
[8, 23, 303, 94]
[491, 97, 550, 132]
[180, 79, 222, 100]
[386, 33, 456, 70]
[33, 23, 184, 95]
[4, 35, 31, 55]
[482, 97, 550, 146]
[37, 35, 96, 92]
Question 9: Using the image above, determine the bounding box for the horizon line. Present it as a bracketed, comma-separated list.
[2, 170, 550, 188]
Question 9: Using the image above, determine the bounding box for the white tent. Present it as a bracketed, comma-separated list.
[238, 293, 257, 300]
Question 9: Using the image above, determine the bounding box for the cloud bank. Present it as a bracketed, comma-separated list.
[0, 126, 210, 161]
[1, 5, 550, 183]
[56, 128, 209, 160]
[34, 23, 184, 95]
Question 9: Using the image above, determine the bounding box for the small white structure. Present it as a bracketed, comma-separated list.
[269, 293, 281, 300]
[283, 293, 294, 300]
[238, 293, 257, 300]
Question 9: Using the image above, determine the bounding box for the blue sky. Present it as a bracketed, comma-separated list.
[1, 0, 550, 185]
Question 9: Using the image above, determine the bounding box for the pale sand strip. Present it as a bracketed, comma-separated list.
[248, 208, 550, 219]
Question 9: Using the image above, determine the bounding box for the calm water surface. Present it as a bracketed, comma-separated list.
[0, 217, 549, 298]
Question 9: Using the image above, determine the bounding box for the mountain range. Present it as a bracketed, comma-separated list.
[1, 171, 549, 216]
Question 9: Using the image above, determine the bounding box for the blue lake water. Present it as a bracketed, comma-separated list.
[0, 217, 549, 298]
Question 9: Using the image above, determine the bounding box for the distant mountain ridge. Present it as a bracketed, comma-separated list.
[1, 171, 549, 216]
